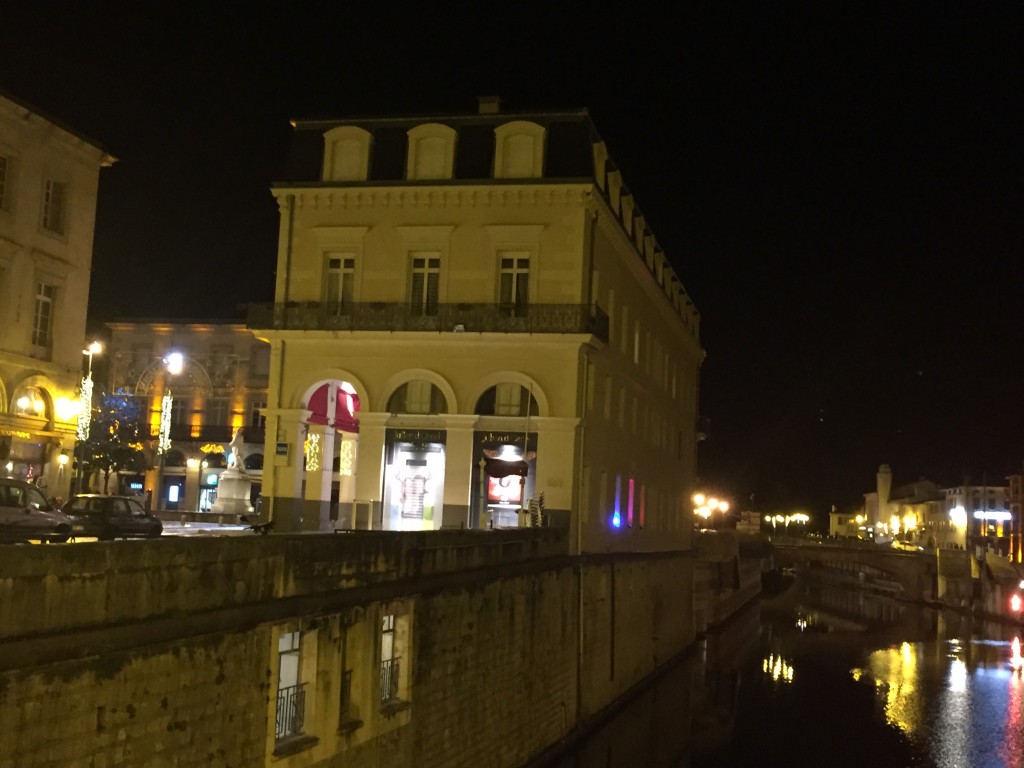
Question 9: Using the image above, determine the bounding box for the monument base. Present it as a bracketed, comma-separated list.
[211, 468, 254, 516]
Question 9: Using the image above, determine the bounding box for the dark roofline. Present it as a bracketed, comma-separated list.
[291, 108, 593, 132]
[0, 87, 116, 163]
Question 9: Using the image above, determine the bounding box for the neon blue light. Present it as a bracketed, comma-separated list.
[612, 511, 622, 528]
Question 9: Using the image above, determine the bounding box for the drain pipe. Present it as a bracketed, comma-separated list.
[268, 192, 295, 525]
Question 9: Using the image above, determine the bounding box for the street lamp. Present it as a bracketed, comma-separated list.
[75, 341, 102, 494]
[152, 352, 183, 512]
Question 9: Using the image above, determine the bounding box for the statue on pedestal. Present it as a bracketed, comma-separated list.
[212, 428, 254, 517]
[229, 428, 247, 473]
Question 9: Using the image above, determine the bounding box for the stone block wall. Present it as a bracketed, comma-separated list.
[0, 533, 694, 767]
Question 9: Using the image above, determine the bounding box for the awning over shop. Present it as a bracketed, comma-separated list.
[485, 458, 528, 478]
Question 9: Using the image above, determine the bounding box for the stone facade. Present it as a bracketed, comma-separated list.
[252, 101, 704, 558]
[102, 321, 270, 510]
[0, 532, 694, 767]
[0, 90, 114, 500]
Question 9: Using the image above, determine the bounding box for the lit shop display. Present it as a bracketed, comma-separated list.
[382, 430, 446, 531]
[475, 432, 537, 528]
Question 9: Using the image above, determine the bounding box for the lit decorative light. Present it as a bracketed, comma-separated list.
[16, 396, 29, 412]
[762, 653, 794, 683]
[158, 392, 173, 455]
[612, 510, 622, 528]
[973, 510, 1012, 522]
[58, 453, 69, 466]
[305, 432, 321, 472]
[949, 506, 968, 528]
[338, 439, 355, 476]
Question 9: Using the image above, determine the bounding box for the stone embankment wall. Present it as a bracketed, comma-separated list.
[0, 532, 694, 768]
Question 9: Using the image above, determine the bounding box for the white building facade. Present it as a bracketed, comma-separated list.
[252, 101, 704, 554]
[0, 90, 113, 500]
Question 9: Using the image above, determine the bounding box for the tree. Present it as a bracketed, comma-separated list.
[81, 389, 150, 494]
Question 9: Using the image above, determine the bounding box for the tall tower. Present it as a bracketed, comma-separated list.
[876, 464, 893, 532]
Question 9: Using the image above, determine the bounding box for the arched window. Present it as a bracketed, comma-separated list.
[322, 126, 372, 182]
[165, 449, 186, 468]
[244, 453, 264, 472]
[493, 121, 545, 178]
[474, 384, 538, 417]
[387, 381, 448, 414]
[406, 123, 456, 180]
[12, 386, 48, 418]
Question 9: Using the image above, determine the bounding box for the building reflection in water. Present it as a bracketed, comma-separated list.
[540, 575, 1024, 768]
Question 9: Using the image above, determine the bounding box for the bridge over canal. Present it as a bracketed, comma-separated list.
[771, 538, 939, 601]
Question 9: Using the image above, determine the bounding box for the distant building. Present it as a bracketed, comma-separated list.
[1006, 463, 1024, 564]
[848, 464, 1012, 553]
[0, 90, 114, 499]
[250, 98, 705, 555]
[943, 481, 1010, 557]
[104, 321, 269, 511]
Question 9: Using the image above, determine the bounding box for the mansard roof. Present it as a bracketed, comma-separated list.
[280, 107, 598, 183]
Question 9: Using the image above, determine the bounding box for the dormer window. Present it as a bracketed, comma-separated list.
[322, 126, 372, 182]
[493, 121, 545, 179]
[406, 124, 456, 180]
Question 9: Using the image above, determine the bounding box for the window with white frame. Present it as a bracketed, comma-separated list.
[409, 253, 440, 316]
[495, 382, 523, 416]
[249, 397, 267, 429]
[379, 611, 410, 707]
[388, 380, 445, 414]
[41, 179, 67, 234]
[325, 253, 355, 314]
[205, 398, 230, 427]
[31, 282, 55, 349]
[276, 631, 306, 741]
[170, 396, 188, 426]
[498, 252, 529, 316]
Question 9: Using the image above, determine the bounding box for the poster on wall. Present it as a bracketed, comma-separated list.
[487, 474, 522, 505]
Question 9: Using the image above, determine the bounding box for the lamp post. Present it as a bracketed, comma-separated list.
[152, 352, 183, 512]
[75, 341, 102, 495]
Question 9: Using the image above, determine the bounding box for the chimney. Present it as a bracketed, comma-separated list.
[478, 96, 502, 114]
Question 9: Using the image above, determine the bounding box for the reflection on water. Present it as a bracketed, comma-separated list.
[538, 574, 1024, 768]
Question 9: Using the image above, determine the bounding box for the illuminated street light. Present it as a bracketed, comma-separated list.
[152, 352, 183, 511]
[692, 491, 732, 527]
[75, 341, 102, 494]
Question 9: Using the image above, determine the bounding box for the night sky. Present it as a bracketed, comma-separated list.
[3, 4, 1022, 519]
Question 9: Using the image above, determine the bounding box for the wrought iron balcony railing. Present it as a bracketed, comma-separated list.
[380, 658, 400, 705]
[248, 302, 609, 343]
[275, 683, 306, 741]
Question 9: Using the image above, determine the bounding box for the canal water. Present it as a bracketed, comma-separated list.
[545, 575, 1024, 768]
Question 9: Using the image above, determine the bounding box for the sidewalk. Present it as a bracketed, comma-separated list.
[159, 519, 251, 537]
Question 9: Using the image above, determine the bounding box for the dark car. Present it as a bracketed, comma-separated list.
[63, 495, 163, 540]
[0, 478, 73, 543]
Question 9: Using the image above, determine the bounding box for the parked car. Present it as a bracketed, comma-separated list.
[0, 478, 73, 543]
[62, 495, 163, 540]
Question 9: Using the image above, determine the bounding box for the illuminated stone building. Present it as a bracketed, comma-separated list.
[1006, 463, 1024, 564]
[0, 90, 114, 499]
[104, 321, 270, 511]
[251, 98, 705, 553]
[943, 481, 1010, 556]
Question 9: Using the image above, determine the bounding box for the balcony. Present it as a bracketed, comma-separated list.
[248, 302, 609, 343]
[275, 682, 306, 741]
